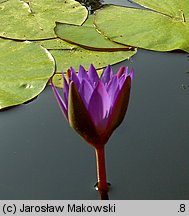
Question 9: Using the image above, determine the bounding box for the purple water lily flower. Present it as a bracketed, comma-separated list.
[51, 64, 133, 197]
[51, 64, 133, 148]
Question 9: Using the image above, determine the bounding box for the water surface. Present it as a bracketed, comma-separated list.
[0, 1, 189, 200]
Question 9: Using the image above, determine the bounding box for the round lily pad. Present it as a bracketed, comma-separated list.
[0, 39, 55, 109]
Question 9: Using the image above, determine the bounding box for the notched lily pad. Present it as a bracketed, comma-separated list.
[94, 0, 189, 52]
[0, 39, 55, 109]
[55, 16, 133, 51]
[37, 38, 77, 50]
[0, 0, 88, 40]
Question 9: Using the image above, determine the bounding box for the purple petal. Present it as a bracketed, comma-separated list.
[108, 76, 131, 131]
[62, 73, 69, 107]
[78, 65, 87, 82]
[119, 73, 127, 89]
[79, 78, 94, 108]
[129, 68, 134, 80]
[125, 66, 128, 75]
[101, 65, 113, 84]
[66, 68, 71, 83]
[70, 66, 80, 89]
[88, 81, 110, 130]
[88, 64, 99, 85]
[106, 75, 120, 105]
[116, 66, 128, 78]
[51, 79, 68, 120]
[119, 67, 133, 89]
[119, 68, 133, 90]
[68, 81, 100, 146]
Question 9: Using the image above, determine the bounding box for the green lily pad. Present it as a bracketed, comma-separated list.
[38, 38, 77, 50]
[184, 47, 189, 53]
[49, 47, 137, 72]
[55, 16, 133, 51]
[0, 0, 7, 3]
[0, 39, 55, 109]
[51, 74, 64, 88]
[94, 0, 189, 52]
[0, 0, 88, 40]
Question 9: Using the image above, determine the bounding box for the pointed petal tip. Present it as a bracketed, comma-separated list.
[78, 65, 88, 82]
[88, 64, 99, 84]
[51, 79, 68, 120]
[106, 64, 112, 71]
[62, 72, 68, 84]
[101, 64, 113, 84]
[79, 64, 85, 71]
[66, 68, 71, 80]
[88, 64, 97, 74]
[70, 66, 77, 75]
[108, 75, 131, 133]
[89, 63, 95, 68]
[69, 66, 80, 88]
[129, 68, 134, 81]
[104, 64, 111, 73]
[117, 66, 126, 78]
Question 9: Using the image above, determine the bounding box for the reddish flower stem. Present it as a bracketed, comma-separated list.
[95, 146, 108, 193]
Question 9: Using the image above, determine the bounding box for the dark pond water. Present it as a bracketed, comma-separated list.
[0, 0, 189, 200]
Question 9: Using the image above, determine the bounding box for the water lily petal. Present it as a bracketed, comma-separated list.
[79, 78, 94, 108]
[108, 76, 131, 132]
[107, 75, 119, 105]
[68, 81, 100, 146]
[119, 73, 127, 88]
[88, 81, 110, 131]
[119, 68, 133, 89]
[101, 64, 113, 84]
[51, 79, 68, 120]
[78, 65, 87, 82]
[129, 68, 134, 81]
[62, 73, 69, 107]
[88, 64, 99, 85]
[70, 66, 80, 88]
[117, 66, 128, 78]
